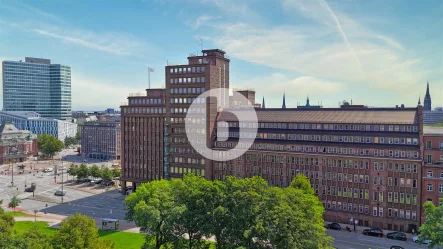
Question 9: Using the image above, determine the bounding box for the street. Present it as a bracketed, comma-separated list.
[328, 229, 428, 249]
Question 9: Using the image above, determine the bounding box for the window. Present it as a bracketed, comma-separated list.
[440, 141, 443, 150]
[427, 184, 433, 191]
[379, 207, 383, 217]
[373, 207, 377, 216]
[427, 155, 433, 164]
[439, 184, 443, 193]
[426, 141, 432, 149]
[428, 170, 433, 177]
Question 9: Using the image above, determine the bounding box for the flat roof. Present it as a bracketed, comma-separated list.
[424, 126, 443, 135]
[218, 108, 418, 124]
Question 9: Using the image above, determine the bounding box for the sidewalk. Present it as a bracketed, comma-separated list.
[325, 221, 416, 238]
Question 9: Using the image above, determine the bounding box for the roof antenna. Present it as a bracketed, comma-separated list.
[199, 37, 203, 53]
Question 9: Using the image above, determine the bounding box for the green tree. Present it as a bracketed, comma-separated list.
[77, 164, 90, 179]
[90, 165, 101, 179]
[67, 164, 78, 180]
[52, 213, 114, 249]
[75, 131, 81, 141]
[419, 200, 443, 247]
[101, 167, 113, 182]
[6, 225, 54, 249]
[111, 168, 121, 178]
[0, 201, 14, 247]
[37, 134, 64, 158]
[64, 137, 77, 148]
[8, 195, 21, 211]
[125, 180, 186, 249]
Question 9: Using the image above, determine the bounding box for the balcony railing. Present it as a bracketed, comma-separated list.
[129, 92, 147, 97]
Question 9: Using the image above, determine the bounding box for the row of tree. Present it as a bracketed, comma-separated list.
[67, 164, 120, 182]
[0, 205, 114, 249]
[125, 174, 333, 249]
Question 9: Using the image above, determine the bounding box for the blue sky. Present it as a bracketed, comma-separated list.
[0, 0, 442, 110]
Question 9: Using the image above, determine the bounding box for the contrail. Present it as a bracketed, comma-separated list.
[319, 0, 366, 79]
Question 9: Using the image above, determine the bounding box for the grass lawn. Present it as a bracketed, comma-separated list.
[13, 221, 144, 249]
[99, 230, 145, 249]
[9, 211, 35, 217]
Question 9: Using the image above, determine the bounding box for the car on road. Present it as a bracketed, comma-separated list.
[59, 166, 67, 170]
[54, 190, 66, 196]
[95, 179, 103, 185]
[325, 223, 341, 230]
[387, 232, 407, 241]
[43, 168, 53, 173]
[363, 228, 384, 237]
[102, 181, 115, 186]
[390, 246, 404, 249]
[412, 236, 432, 244]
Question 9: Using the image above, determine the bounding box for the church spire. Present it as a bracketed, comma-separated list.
[418, 96, 421, 105]
[282, 92, 286, 109]
[424, 81, 432, 111]
[306, 95, 310, 107]
[262, 96, 266, 109]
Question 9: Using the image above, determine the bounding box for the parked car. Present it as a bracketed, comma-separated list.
[54, 190, 66, 196]
[390, 246, 405, 249]
[95, 179, 103, 185]
[363, 228, 383, 237]
[387, 232, 407, 241]
[325, 223, 341, 230]
[412, 236, 432, 244]
[43, 168, 53, 173]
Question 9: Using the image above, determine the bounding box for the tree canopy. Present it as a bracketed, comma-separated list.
[64, 137, 77, 148]
[76, 164, 90, 179]
[52, 213, 114, 249]
[37, 134, 64, 158]
[125, 174, 332, 249]
[8, 196, 21, 212]
[419, 200, 443, 247]
[0, 203, 14, 247]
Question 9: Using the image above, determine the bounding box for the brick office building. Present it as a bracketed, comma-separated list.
[120, 89, 166, 190]
[213, 107, 424, 232]
[81, 121, 121, 160]
[420, 127, 443, 224]
[120, 49, 426, 231]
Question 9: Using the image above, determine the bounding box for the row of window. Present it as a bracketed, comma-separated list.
[169, 77, 206, 84]
[223, 121, 419, 133]
[426, 183, 443, 192]
[169, 66, 205, 74]
[170, 87, 206, 95]
[215, 141, 421, 159]
[170, 156, 205, 165]
[169, 167, 205, 176]
[323, 202, 417, 220]
[170, 97, 206, 104]
[129, 98, 163, 105]
[219, 131, 419, 145]
[123, 107, 166, 114]
[387, 192, 418, 204]
[425, 140, 443, 150]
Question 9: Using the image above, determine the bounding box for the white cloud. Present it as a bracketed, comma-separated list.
[72, 75, 140, 110]
[189, 15, 221, 29]
[31, 28, 150, 57]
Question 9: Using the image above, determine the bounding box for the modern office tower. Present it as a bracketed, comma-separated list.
[120, 89, 166, 190]
[165, 49, 230, 180]
[81, 120, 121, 160]
[2, 57, 72, 120]
[0, 111, 77, 140]
[213, 106, 424, 233]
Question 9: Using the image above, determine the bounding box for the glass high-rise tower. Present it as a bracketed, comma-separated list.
[2, 57, 72, 120]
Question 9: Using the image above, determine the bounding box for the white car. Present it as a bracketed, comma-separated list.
[412, 236, 432, 244]
[43, 168, 53, 173]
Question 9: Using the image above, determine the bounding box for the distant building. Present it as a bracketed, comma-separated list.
[421, 127, 443, 224]
[424, 108, 443, 125]
[72, 111, 88, 119]
[297, 96, 322, 109]
[424, 82, 432, 112]
[0, 121, 37, 164]
[2, 57, 71, 120]
[0, 111, 77, 140]
[81, 121, 121, 160]
[106, 108, 116, 114]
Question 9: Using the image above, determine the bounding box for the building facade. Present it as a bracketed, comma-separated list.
[165, 49, 230, 180]
[81, 121, 121, 160]
[214, 107, 424, 232]
[2, 57, 71, 120]
[0, 121, 38, 164]
[0, 111, 77, 140]
[423, 109, 443, 125]
[120, 89, 166, 188]
[421, 127, 443, 224]
[120, 48, 427, 231]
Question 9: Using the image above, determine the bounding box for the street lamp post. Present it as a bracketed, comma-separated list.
[61, 155, 64, 203]
[33, 209, 38, 222]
